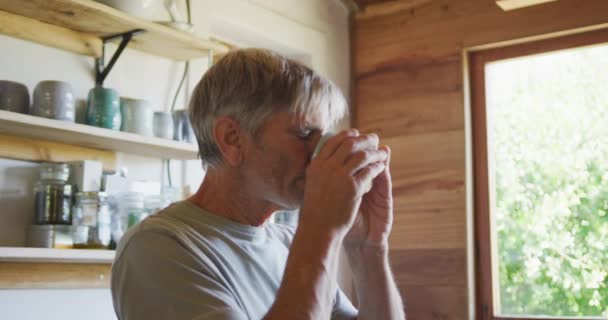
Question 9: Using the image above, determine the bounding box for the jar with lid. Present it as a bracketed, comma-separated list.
[72, 191, 111, 249]
[34, 162, 73, 225]
[108, 192, 147, 245]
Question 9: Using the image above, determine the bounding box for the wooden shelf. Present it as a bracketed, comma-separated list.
[0, 247, 115, 264]
[0, 0, 229, 60]
[0, 1, 209, 268]
[0, 110, 199, 160]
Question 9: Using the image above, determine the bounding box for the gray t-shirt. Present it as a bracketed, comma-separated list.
[111, 200, 357, 320]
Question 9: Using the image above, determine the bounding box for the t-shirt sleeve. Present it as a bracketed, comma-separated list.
[111, 230, 247, 320]
[331, 287, 358, 320]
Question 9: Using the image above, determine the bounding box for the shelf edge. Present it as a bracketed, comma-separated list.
[0, 247, 115, 264]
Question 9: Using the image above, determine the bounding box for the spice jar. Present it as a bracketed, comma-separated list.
[34, 163, 73, 225]
[72, 191, 111, 249]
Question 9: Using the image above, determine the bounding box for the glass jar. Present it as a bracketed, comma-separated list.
[107, 192, 147, 246]
[121, 192, 146, 228]
[34, 163, 73, 225]
[144, 195, 162, 215]
[108, 194, 122, 247]
[72, 191, 111, 249]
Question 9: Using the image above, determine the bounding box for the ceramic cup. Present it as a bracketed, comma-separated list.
[172, 109, 195, 143]
[153, 111, 174, 139]
[120, 97, 153, 136]
[314, 132, 372, 193]
[31, 80, 75, 121]
[86, 86, 121, 130]
[0, 80, 30, 114]
[95, 0, 162, 19]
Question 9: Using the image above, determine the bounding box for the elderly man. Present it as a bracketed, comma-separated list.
[111, 48, 405, 320]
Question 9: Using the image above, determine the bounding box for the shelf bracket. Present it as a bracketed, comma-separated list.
[95, 29, 146, 86]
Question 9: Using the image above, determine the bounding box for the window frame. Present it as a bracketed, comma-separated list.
[470, 28, 608, 320]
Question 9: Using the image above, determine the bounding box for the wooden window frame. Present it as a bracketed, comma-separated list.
[470, 28, 608, 320]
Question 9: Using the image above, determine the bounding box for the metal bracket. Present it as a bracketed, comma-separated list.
[95, 29, 146, 86]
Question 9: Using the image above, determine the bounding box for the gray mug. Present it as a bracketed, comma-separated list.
[31, 80, 75, 122]
[153, 111, 174, 139]
[0, 80, 30, 114]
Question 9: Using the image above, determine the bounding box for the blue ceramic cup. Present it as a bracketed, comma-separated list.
[172, 109, 195, 143]
[86, 86, 121, 130]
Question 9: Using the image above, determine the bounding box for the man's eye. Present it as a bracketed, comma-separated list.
[297, 130, 312, 139]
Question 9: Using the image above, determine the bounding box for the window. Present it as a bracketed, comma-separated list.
[471, 29, 608, 320]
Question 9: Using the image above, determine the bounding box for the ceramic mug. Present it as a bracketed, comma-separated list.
[94, 0, 162, 19]
[120, 97, 153, 136]
[31, 80, 75, 122]
[314, 131, 372, 193]
[0, 80, 29, 114]
[153, 111, 174, 139]
[172, 109, 195, 143]
[86, 86, 121, 130]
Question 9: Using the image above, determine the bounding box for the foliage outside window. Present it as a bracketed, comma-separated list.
[485, 43, 608, 317]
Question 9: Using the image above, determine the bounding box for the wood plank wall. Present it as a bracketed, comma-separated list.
[352, 0, 608, 318]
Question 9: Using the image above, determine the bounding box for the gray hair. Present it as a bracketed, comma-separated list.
[188, 48, 347, 168]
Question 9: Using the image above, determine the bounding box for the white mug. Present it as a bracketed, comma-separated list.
[120, 97, 153, 136]
[314, 131, 373, 193]
[95, 0, 162, 19]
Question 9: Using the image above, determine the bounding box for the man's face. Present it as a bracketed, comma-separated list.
[240, 111, 328, 210]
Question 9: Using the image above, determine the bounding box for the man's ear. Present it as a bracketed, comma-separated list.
[213, 116, 244, 167]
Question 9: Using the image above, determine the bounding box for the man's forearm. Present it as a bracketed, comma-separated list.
[346, 242, 405, 320]
[264, 223, 344, 320]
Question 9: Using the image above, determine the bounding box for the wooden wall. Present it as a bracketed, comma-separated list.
[352, 0, 608, 319]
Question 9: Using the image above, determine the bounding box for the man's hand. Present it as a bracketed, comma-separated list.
[345, 145, 393, 247]
[299, 130, 388, 238]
